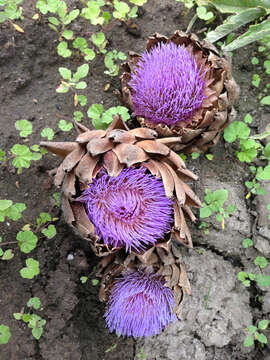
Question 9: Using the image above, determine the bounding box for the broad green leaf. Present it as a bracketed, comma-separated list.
[83, 48, 95, 61]
[36, 212, 51, 227]
[22, 314, 31, 322]
[73, 111, 83, 122]
[0, 325, 11, 345]
[254, 256, 268, 269]
[73, 64, 89, 80]
[77, 95, 87, 106]
[224, 121, 250, 142]
[200, 205, 213, 218]
[64, 9, 79, 24]
[243, 238, 253, 248]
[92, 32, 105, 47]
[101, 106, 130, 126]
[80, 276, 88, 283]
[15, 119, 33, 137]
[17, 230, 38, 254]
[114, 1, 130, 15]
[197, 6, 214, 20]
[13, 313, 22, 320]
[258, 320, 269, 330]
[252, 74, 260, 87]
[48, 16, 59, 25]
[59, 67, 71, 80]
[41, 224, 56, 239]
[256, 165, 270, 180]
[238, 271, 248, 282]
[32, 327, 43, 340]
[206, 8, 265, 43]
[236, 146, 258, 162]
[244, 334, 254, 347]
[58, 120, 73, 132]
[41, 128, 54, 140]
[209, 0, 270, 13]
[88, 104, 104, 119]
[57, 41, 72, 58]
[261, 95, 270, 105]
[20, 258, 40, 279]
[56, 83, 69, 93]
[251, 57, 259, 65]
[129, 0, 147, 4]
[205, 189, 228, 207]
[62, 29, 73, 40]
[27, 297, 41, 310]
[248, 325, 257, 334]
[2, 249, 14, 260]
[81, 1, 100, 21]
[11, 144, 33, 169]
[92, 279, 99, 286]
[224, 19, 270, 51]
[244, 114, 253, 123]
[0, 200, 12, 211]
[75, 81, 87, 89]
[128, 5, 138, 18]
[73, 37, 88, 50]
[192, 152, 200, 159]
[256, 274, 270, 287]
[257, 333, 267, 344]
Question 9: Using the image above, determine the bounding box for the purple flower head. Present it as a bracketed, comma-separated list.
[129, 42, 206, 127]
[77, 167, 173, 252]
[105, 270, 177, 338]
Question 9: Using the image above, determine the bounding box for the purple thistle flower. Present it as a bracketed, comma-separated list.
[129, 42, 206, 127]
[105, 270, 177, 338]
[77, 167, 173, 252]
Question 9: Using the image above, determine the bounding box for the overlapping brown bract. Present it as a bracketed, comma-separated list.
[96, 240, 191, 319]
[118, 30, 240, 154]
[40, 116, 201, 257]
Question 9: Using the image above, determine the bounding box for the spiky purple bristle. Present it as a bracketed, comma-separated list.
[105, 270, 177, 338]
[129, 42, 206, 127]
[77, 167, 173, 252]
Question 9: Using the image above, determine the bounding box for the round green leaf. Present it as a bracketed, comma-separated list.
[244, 335, 254, 347]
[17, 230, 38, 254]
[258, 320, 269, 330]
[41, 128, 54, 141]
[0, 325, 11, 345]
[58, 120, 73, 132]
[15, 119, 33, 137]
[254, 256, 268, 269]
[0, 200, 12, 211]
[261, 96, 270, 105]
[59, 67, 71, 80]
[27, 297, 41, 310]
[41, 224, 56, 239]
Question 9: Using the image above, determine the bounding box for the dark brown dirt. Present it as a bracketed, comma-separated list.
[1, 1, 270, 359]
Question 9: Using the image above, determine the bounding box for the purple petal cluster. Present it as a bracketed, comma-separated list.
[129, 42, 206, 127]
[105, 270, 177, 338]
[77, 167, 173, 252]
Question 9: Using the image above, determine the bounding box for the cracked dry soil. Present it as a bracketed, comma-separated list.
[0, 1, 270, 359]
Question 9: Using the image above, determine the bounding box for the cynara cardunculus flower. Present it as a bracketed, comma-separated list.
[41, 116, 202, 256]
[105, 270, 177, 338]
[120, 31, 239, 154]
[77, 167, 173, 252]
[129, 42, 206, 127]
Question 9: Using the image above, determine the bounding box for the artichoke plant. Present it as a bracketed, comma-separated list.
[97, 240, 191, 337]
[119, 30, 240, 153]
[40, 116, 201, 256]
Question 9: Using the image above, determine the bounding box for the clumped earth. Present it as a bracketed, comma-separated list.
[0, 1, 270, 359]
